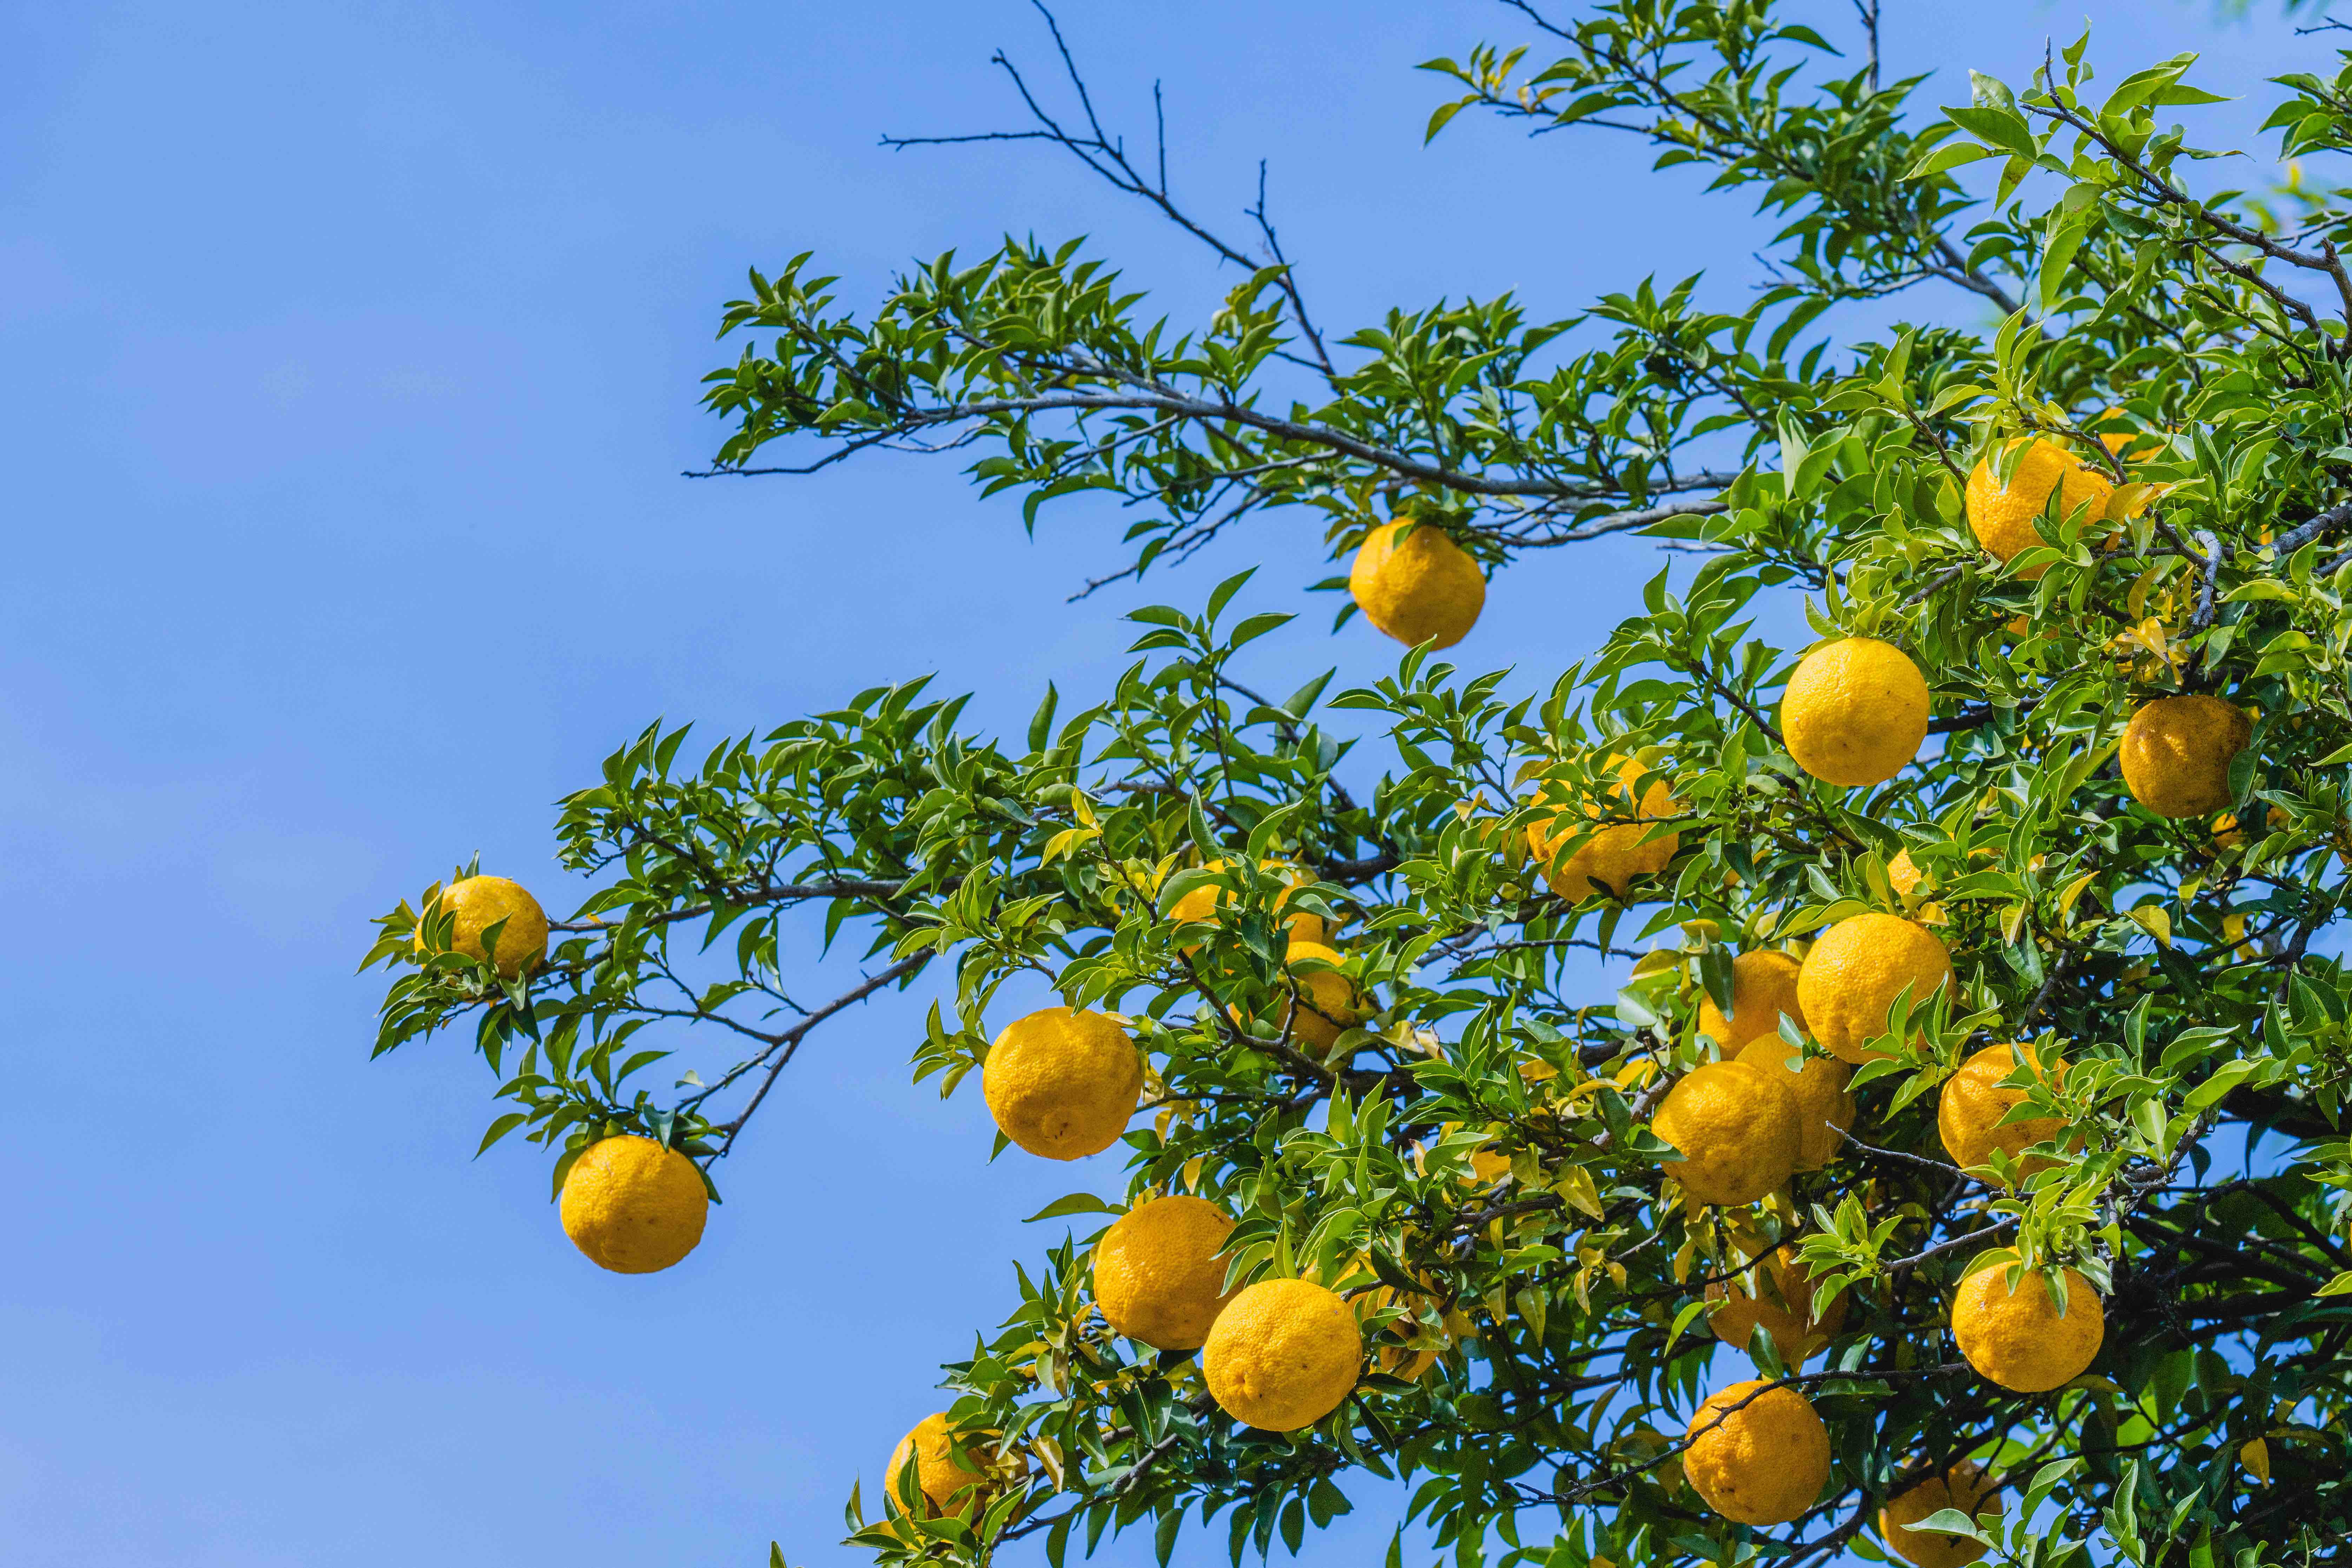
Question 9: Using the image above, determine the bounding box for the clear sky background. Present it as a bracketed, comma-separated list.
[0, 2, 2330, 1563]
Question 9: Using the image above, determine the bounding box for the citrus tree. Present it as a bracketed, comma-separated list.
[363, 4, 2352, 1564]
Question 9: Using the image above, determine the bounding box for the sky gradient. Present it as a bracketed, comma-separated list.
[0, 2, 2330, 1562]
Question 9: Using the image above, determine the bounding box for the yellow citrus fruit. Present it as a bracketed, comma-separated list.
[1781, 638, 1931, 789]
[1965, 438, 2116, 575]
[1202, 1278, 1363, 1431]
[1879, 1461, 1999, 1568]
[2093, 407, 2163, 462]
[1652, 1060, 1801, 1206]
[1697, 950, 1806, 1051]
[2213, 805, 2291, 850]
[1093, 1195, 1237, 1352]
[1891, 845, 1994, 919]
[559, 1136, 708, 1274]
[982, 1007, 1143, 1160]
[417, 874, 549, 977]
[1428, 1123, 1512, 1184]
[1736, 1037, 1857, 1170]
[1169, 859, 1326, 945]
[1796, 913, 1954, 1064]
[1348, 520, 1486, 649]
[1708, 1242, 1849, 1362]
[1939, 1044, 2069, 1181]
[1264, 940, 1369, 1051]
[2120, 695, 2251, 818]
[1951, 1253, 2104, 1391]
[1526, 755, 1682, 901]
[887, 1413, 1028, 1519]
[1683, 1380, 1832, 1525]
[1357, 1272, 1476, 1381]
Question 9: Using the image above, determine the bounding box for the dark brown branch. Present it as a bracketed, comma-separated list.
[881, 1, 1338, 382]
[2269, 496, 2352, 558]
[710, 952, 932, 1147]
[551, 877, 921, 933]
[717, 382, 1696, 503]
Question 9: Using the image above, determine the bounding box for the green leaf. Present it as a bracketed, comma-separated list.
[2042, 216, 2091, 310]
[1025, 1192, 1122, 1223]
[1947, 105, 2036, 160]
[1028, 682, 1059, 753]
[1910, 1508, 1995, 1546]
[2185, 1058, 2258, 1113]
[1904, 140, 1999, 182]
[474, 1112, 528, 1158]
[1969, 71, 2019, 113]
[1282, 670, 1335, 719]
[1665, 1297, 1710, 1354]
[1699, 946, 1737, 1023]
[1205, 567, 1256, 626]
[1228, 611, 1295, 649]
[1614, 985, 1662, 1030]
[1187, 793, 1219, 857]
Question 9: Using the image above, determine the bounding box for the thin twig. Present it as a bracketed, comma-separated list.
[712, 953, 932, 1147]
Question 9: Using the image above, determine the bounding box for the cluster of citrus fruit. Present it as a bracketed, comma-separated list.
[415, 875, 717, 1275]
[1332, 430, 2236, 1559]
[883, 860, 1390, 1516]
[410, 426, 2251, 1557]
[409, 859, 1378, 1519]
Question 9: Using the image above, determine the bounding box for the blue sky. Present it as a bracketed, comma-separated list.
[0, 2, 2329, 1563]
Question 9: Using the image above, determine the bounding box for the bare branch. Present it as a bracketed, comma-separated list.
[881, 2, 1337, 382]
[1853, 0, 1881, 94]
[711, 952, 932, 1148]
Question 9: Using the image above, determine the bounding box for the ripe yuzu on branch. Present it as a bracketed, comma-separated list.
[417, 874, 549, 977]
[1707, 1242, 1849, 1362]
[1424, 1123, 1513, 1185]
[1651, 1060, 1801, 1205]
[2093, 406, 2164, 462]
[1696, 949, 1805, 1051]
[1202, 1277, 1363, 1431]
[1683, 1380, 1832, 1526]
[1781, 637, 1931, 788]
[1348, 519, 1486, 649]
[2120, 695, 2252, 818]
[559, 1135, 709, 1274]
[1951, 1253, 2105, 1392]
[1796, 913, 1953, 1063]
[1736, 1037, 1857, 1170]
[2213, 804, 2291, 850]
[1891, 843, 1994, 914]
[1525, 755, 1682, 901]
[1092, 1195, 1237, 1352]
[1264, 939, 1369, 1051]
[1358, 1275, 1476, 1381]
[1168, 858, 1327, 945]
[1939, 1044, 2069, 1181]
[1879, 1461, 2000, 1568]
[1965, 438, 2116, 575]
[887, 1413, 1028, 1518]
[982, 1007, 1143, 1160]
